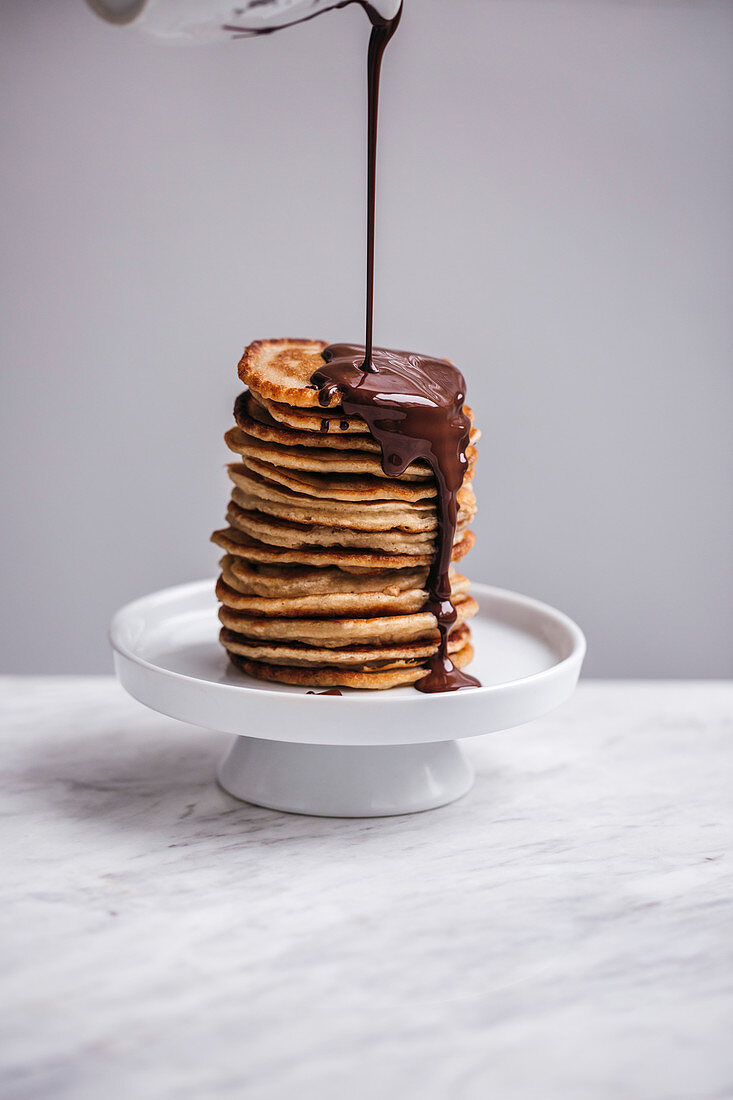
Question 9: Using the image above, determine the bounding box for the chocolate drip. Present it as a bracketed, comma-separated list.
[311, 344, 481, 693]
[306, 688, 343, 696]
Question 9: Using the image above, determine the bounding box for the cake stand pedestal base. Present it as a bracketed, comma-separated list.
[217, 736, 474, 817]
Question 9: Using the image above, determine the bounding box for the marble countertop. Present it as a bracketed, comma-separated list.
[1, 678, 731, 1100]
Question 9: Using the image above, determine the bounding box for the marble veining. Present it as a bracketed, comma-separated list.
[0, 678, 731, 1100]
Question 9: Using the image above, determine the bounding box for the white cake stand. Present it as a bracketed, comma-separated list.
[110, 580, 585, 817]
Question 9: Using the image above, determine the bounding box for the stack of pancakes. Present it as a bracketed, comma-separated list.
[211, 339, 480, 689]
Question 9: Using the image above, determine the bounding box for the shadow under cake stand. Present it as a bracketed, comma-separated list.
[110, 580, 585, 817]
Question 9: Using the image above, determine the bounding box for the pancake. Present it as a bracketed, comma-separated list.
[218, 582, 477, 643]
[219, 555, 432, 597]
[227, 466, 440, 532]
[253, 391, 370, 435]
[236, 391, 382, 453]
[227, 639, 475, 690]
[253, 390, 478, 446]
[228, 462, 475, 512]
[236, 390, 481, 452]
[218, 568, 469, 618]
[238, 338, 330, 408]
[211, 524, 476, 570]
[227, 474, 476, 534]
[225, 499, 472, 554]
[224, 426, 437, 480]
[238, 455, 441, 502]
[220, 622, 472, 667]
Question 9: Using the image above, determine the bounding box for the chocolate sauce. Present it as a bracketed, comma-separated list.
[311, 345, 481, 693]
[306, 688, 343, 696]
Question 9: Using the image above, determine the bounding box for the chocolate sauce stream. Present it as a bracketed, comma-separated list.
[362, 4, 402, 370]
[311, 345, 481, 693]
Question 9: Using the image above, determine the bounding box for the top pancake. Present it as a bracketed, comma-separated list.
[239, 339, 332, 409]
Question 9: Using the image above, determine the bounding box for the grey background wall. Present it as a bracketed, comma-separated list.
[1, 0, 731, 676]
